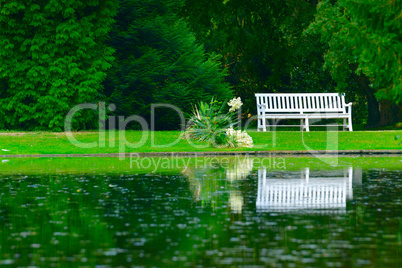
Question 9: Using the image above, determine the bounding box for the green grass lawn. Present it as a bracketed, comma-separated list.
[0, 130, 401, 155]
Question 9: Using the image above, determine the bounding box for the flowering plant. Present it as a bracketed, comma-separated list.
[183, 97, 253, 148]
[227, 97, 243, 112]
[226, 127, 254, 148]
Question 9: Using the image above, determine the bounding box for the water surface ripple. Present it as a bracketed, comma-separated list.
[0, 159, 400, 267]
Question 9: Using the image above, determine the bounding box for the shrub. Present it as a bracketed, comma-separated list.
[184, 97, 253, 148]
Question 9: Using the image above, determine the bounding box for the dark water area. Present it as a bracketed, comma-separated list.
[0, 159, 401, 267]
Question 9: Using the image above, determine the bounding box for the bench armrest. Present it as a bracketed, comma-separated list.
[345, 102, 352, 114]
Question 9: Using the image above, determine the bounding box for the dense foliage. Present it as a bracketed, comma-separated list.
[307, 0, 402, 104]
[181, 0, 337, 114]
[0, 0, 400, 131]
[0, 0, 118, 130]
[103, 0, 232, 130]
[306, 0, 402, 126]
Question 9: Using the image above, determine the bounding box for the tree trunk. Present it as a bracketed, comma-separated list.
[379, 100, 400, 126]
[357, 75, 380, 127]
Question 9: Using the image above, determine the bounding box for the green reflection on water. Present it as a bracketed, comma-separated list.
[0, 155, 401, 175]
[0, 156, 401, 266]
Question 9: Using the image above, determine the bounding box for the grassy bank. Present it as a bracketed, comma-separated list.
[0, 130, 401, 155]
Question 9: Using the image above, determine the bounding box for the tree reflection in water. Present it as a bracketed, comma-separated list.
[0, 157, 400, 267]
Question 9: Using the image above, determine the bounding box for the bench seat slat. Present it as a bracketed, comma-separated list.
[268, 96, 272, 110]
[290, 96, 294, 109]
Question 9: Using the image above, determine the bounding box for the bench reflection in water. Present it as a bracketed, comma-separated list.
[256, 167, 361, 213]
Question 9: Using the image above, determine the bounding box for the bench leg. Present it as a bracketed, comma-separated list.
[305, 117, 310, 132]
[257, 117, 266, 131]
[348, 116, 353, 131]
[262, 118, 267, 132]
[343, 118, 347, 131]
[300, 119, 304, 132]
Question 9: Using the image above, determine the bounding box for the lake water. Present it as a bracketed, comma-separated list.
[0, 156, 401, 267]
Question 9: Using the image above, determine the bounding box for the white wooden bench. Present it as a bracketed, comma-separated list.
[255, 93, 353, 132]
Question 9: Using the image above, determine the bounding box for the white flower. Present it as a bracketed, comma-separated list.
[226, 126, 236, 137]
[227, 97, 243, 112]
[225, 127, 254, 148]
[236, 131, 254, 148]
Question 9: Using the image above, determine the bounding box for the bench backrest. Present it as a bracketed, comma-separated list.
[255, 93, 346, 114]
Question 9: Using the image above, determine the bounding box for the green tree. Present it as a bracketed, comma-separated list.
[0, 0, 118, 131]
[307, 0, 402, 126]
[103, 0, 233, 130]
[181, 0, 337, 116]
